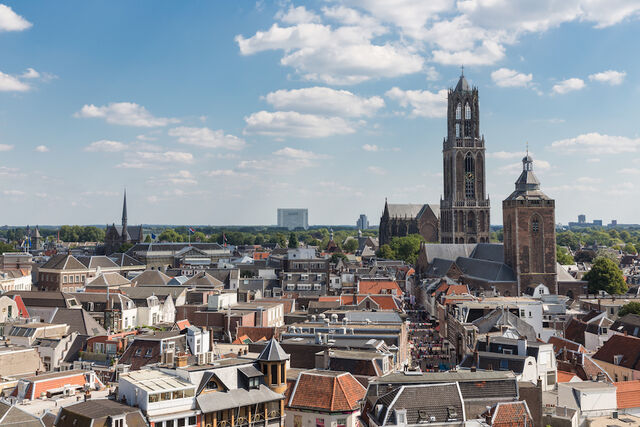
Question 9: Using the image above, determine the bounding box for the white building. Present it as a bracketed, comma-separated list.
[557, 381, 617, 420]
[277, 209, 309, 230]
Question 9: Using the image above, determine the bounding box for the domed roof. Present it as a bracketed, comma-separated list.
[455, 74, 471, 92]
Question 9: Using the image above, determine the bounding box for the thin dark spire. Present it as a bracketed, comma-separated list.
[122, 189, 128, 227]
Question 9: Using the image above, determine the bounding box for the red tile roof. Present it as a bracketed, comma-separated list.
[288, 371, 366, 412]
[548, 336, 586, 354]
[445, 285, 470, 296]
[490, 401, 533, 426]
[357, 280, 403, 296]
[615, 380, 640, 409]
[557, 371, 578, 383]
[593, 334, 640, 371]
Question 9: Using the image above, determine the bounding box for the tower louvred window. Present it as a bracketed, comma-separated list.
[456, 103, 461, 119]
[465, 103, 471, 119]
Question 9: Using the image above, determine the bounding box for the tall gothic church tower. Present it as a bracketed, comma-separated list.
[440, 72, 490, 244]
[503, 154, 557, 294]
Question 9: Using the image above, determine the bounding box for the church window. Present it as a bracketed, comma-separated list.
[464, 153, 475, 198]
[456, 103, 461, 119]
[455, 123, 460, 138]
[465, 103, 471, 119]
[532, 217, 540, 233]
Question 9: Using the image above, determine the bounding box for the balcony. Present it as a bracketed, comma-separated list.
[440, 199, 490, 208]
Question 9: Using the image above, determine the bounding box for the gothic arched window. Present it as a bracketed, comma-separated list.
[465, 103, 471, 119]
[456, 103, 461, 120]
[455, 123, 460, 138]
[532, 217, 540, 233]
[465, 153, 475, 198]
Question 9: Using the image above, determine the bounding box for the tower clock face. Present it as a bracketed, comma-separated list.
[466, 172, 474, 181]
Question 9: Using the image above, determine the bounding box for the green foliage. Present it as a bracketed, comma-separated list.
[556, 246, 574, 265]
[158, 228, 183, 242]
[377, 244, 394, 259]
[0, 242, 17, 252]
[596, 248, 620, 265]
[618, 302, 640, 317]
[58, 225, 105, 242]
[584, 257, 627, 295]
[343, 239, 359, 253]
[144, 235, 152, 243]
[624, 243, 637, 254]
[119, 242, 134, 253]
[288, 232, 299, 248]
[330, 253, 348, 264]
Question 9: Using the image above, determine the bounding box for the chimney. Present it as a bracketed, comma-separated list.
[175, 354, 188, 368]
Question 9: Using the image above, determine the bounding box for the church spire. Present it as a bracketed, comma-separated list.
[122, 189, 128, 229]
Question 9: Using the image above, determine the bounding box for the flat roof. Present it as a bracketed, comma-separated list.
[120, 369, 194, 392]
[371, 370, 515, 384]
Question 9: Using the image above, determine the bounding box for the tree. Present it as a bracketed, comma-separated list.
[557, 246, 574, 265]
[159, 228, 182, 242]
[624, 243, 637, 254]
[377, 244, 395, 259]
[343, 239, 359, 253]
[0, 242, 17, 253]
[288, 232, 299, 248]
[389, 234, 424, 264]
[330, 253, 348, 264]
[584, 257, 627, 295]
[119, 242, 134, 253]
[618, 302, 640, 317]
[144, 235, 152, 243]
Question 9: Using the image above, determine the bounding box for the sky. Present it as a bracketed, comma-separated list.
[1, 1, 639, 227]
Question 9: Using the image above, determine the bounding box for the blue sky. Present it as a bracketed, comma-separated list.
[1, 1, 639, 227]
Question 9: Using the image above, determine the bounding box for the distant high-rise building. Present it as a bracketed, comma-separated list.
[277, 208, 308, 230]
[578, 214, 586, 224]
[357, 214, 369, 230]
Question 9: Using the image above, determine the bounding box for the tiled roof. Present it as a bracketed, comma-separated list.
[288, 370, 366, 412]
[593, 334, 640, 371]
[615, 380, 640, 409]
[557, 371, 578, 383]
[257, 338, 289, 362]
[445, 285, 470, 296]
[489, 401, 533, 426]
[41, 254, 87, 271]
[131, 269, 171, 286]
[564, 318, 587, 345]
[51, 308, 107, 336]
[548, 336, 586, 354]
[358, 280, 403, 296]
[86, 272, 131, 287]
[183, 271, 224, 288]
[76, 256, 119, 269]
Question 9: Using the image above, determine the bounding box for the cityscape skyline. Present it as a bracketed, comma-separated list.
[1, 2, 639, 225]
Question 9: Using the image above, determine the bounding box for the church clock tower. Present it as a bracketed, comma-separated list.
[440, 71, 491, 243]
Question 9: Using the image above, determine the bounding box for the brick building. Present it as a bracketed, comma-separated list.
[503, 154, 557, 294]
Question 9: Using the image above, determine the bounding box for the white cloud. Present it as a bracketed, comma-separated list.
[117, 151, 194, 169]
[166, 170, 198, 185]
[552, 78, 585, 94]
[204, 169, 241, 177]
[34, 145, 49, 153]
[21, 68, 40, 79]
[491, 68, 532, 87]
[273, 147, 328, 160]
[619, 168, 640, 175]
[362, 144, 379, 152]
[487, 151, 529, 159]
[244, 111, 356, 138]
[425, 66, 440, 81]
[551, 133, 640, 155]
[498, 159, 550, 175]
[589, 70, 626, 85]
[385, 87, 447, 118]
[264, 87, 384, 117]
[84, 140, 128, 152]
[432, 40, 505, 66]
[368, 166, 387, 175]
[2, 190, 24, 196]
[236, 22, 423, 84]
[0, 71, 30, 92]
[576, 176, 601, 184]
[276, 5, 320, 24]
[74, 102, 179, 127]
[0, 144, 14, 151]
[168, 126, 246, 150]
[0, 4, 32, 32]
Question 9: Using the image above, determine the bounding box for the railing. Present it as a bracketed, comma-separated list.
[440, 199, 490, 208]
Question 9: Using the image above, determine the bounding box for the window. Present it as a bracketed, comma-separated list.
[75, 275, 80, 282]
[456, 103, 461, 119]
[114, 419, 124, 427]
[135, 348, 142, 356]
[532, 218, 539, 233]
[63, 275, 67, 284]
[500, 359, 508, 370]
[272, 364, 278, 384]
[145, 349, 153, 358]
[188, 417, 197, 426]
[465, 103, 471, 119]
[464, 153, 475, 198]
[455, 123, 460, 138]
[178, 419, 185, 427]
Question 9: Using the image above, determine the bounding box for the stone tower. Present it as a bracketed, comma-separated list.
[503, 154, 557, 294]
[257, 338, 288, 394]
[440, 71, 491, 243]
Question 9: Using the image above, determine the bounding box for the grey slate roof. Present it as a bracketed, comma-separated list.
[387, 204, 425, 219]
[455, 256, 516, 282]
[108, 253, 146, 267]
[470, 243, 504, 263]
[257, 338, 289, 362]
[76, 256, 119, 269]
[0, 402, 44, 427]
[196, 385, 282, 412]
[460, 351, 528, 374]
[374, 383, 464, 425]
[421, 244, 476, 264]
[131, 269, 172, 286]
[51, 308, 107, 336]
[455, 74, 471, 92]
[425, 258, 455, 277]
[472, 308, 537, 340]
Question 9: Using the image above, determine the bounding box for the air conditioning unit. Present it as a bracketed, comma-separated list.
[206, 351, 214, 364]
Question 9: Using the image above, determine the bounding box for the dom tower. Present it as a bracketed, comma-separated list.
[440, 71, 490, 244]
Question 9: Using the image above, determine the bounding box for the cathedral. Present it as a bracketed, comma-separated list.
[104, 191, 144, 255]
[379, 71, 490, 245]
